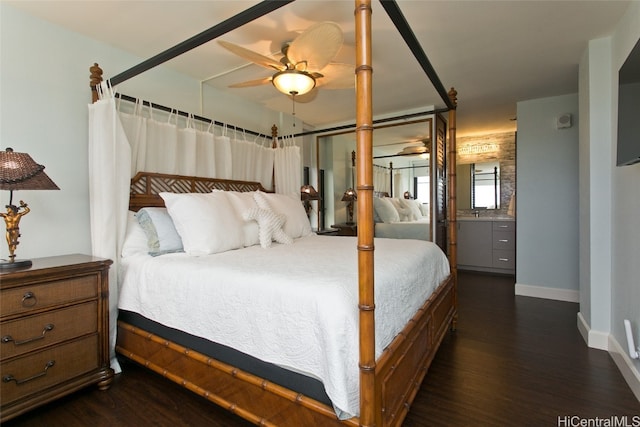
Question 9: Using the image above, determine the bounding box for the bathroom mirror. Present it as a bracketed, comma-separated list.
[456, 161, 500, 210]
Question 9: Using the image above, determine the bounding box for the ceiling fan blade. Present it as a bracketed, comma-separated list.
[287, 22, 343, 72]
[218, 40, 284, 71]
[228, 76, 272, 88]
[316, 63, 354, 90]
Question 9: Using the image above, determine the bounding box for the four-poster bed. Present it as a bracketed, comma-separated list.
[89, 1, 458, 426]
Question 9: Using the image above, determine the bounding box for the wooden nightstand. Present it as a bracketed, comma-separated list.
[0, 254, 114, 422]
[316, 228, 339, 236]
[331, 223, 357, 236]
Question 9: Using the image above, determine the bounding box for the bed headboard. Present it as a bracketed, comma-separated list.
[129, 171, 269, 211]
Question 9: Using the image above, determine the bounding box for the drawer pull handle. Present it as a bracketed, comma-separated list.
[498, 239, 509, 243]
[21, 291, 37, 307]
[3, 360, 55, 385]
[498, 258, 510, 262]
[498, 225, 509, 228]
[2, 324, 55, 346]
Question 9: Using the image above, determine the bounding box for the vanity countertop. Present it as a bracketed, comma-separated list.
[457, 216, 515, 222]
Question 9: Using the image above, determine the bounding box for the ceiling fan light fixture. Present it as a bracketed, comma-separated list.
[272, 70, 316, 96]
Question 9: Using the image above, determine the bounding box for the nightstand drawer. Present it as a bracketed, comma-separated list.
[0, 275, 98, 317]
[0, 334, 99, 406]
[1, 302, 98, 360]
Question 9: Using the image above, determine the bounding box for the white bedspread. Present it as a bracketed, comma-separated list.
[118, 234, 449, 418]
[375, 217, 431, 240]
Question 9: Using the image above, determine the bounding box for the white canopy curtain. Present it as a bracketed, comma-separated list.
[117, 100, 237, 183]
[373, 165, 390, 195]
[120, 100, 274, 188]
[393, 170, 409, 198]
[88, 85, 301, 372]
[273, 134, 302, 196]
[87, 83, 131, 373]
[230, 130, 274, 190]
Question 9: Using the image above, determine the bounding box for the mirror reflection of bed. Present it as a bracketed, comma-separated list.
[315, 117, 445, 241]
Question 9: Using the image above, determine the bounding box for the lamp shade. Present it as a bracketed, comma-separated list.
[341, 188, 357, 202]
[272, 70, 316, 96]
[0, 148, 59, 191]
[300, 184, 320, 201]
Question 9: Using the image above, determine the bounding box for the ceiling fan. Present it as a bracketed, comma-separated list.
[396, 139, 431, 157]
[218, 22, 354, 99]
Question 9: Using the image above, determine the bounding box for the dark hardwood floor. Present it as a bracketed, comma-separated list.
[4, 272, 639, 426]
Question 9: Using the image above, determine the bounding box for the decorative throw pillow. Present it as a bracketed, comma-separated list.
[373, 197, 400, 223]
[400, 199, 423, 221]
[122, 210, 150, 257]
[260, 192, 312, 239]
[244, 191, 293, 248]
[388, 198, 412, 222]
[160, 192, 244, 256]
[135, 207, 184, 256]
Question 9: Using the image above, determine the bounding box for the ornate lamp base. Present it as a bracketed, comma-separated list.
[0, 259, 32, 270]
[2, 198, 31, 271]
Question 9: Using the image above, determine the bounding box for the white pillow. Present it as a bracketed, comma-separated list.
[223, 191, 260, 247]
[260, 192, 312, 239]
[122, 211, 149, 257]
[136, 207, 184, 256]
[160, 192, 244, 256]
[400, 199, 422, 221]
[373, 197, 400, 223]
[418, 202, 429, 217]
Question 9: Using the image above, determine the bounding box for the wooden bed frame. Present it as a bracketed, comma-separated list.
[91, 1, 459, 426]
[117, 172, 456, 426]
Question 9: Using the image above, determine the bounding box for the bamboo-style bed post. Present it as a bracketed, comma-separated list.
[447, 87, 458, 328]
[271, 124, 278, 192]
[354, 0, 375, 425]
[90, 63, 103, 104]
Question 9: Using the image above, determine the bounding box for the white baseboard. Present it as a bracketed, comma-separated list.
[577, 312, 609, 349]
[515, 283, 579, 302]
[577, 312, 590, 345]
[608, 334, 640, 402]
[576, 312, 609, 350]
[576, 313, 640, 401]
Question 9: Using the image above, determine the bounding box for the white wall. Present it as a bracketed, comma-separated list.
[515, 94, 580, 300]
[580, 37, 615, 347]
[578, 0, 640, 399]
[0, 4, 292, 261]
[609, 0, 640, 398]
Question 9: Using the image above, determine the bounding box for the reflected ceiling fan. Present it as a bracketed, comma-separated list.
[218, 22, 354, 99]
[397, 139, 431, 157]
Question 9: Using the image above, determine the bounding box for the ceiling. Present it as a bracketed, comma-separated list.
[7, 0, 630, 137]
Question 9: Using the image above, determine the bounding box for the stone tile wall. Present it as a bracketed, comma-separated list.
[456, 132, 516, 217]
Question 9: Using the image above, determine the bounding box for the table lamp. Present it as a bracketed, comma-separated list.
[0, 148, 59, 270]
[341, 188, 357, 224]
[300, 184, 320, 216]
